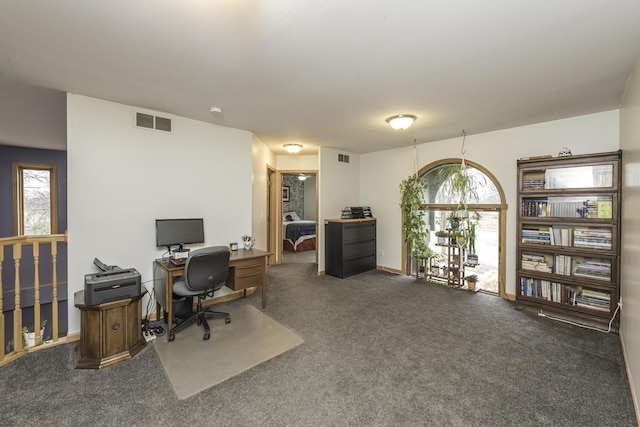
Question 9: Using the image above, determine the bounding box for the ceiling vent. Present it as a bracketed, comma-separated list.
[338, 153, 350, 163]
[135, 112, 172, 133]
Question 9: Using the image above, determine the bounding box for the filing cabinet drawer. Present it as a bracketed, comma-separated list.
[227, 259, 265, 290]
[343, 221, 376, 241]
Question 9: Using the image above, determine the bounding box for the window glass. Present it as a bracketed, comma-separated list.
[22, 168, 52, 235]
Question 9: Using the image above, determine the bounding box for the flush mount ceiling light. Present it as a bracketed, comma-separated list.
[298, 174, 307, 181]
[386, 114, 417, 131]
[284, 144, 303, 154]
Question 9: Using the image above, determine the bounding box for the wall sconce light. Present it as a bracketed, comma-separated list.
[386, 114, 417, 130]
[284, 144, 303, 154]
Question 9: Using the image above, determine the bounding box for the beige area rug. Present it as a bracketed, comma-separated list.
[153, 305, 304, 400]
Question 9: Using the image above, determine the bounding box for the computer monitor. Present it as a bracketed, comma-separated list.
[155, 218, 204, 252]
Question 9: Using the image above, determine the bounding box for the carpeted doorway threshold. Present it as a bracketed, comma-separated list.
[153, 305, 303, 399]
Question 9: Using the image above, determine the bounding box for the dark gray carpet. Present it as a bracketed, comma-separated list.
[1, 262, 636, 426]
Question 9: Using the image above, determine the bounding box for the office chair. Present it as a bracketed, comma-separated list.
[168, 246, 231, 341]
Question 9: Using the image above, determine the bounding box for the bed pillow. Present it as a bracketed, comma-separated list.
[283, 211, 301, 221]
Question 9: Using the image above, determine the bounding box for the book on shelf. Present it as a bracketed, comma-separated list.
[521, 226, 551, 245]
[521, 253, 552, 273]
[522, 199, 549, 217]
[520, 277, 579, 305]
[519, 154, 552, 161]
[574, 288, 610, 311]
[572, 227, 612, 250]
[547, 226, 572, 247]
[573, 259, 611, 281]
[596, 200, 612, 219]
[553, 254, 572, 275]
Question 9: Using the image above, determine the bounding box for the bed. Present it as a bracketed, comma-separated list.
[283, 212, 316, 252]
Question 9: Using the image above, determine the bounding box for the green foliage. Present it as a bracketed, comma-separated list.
[400, 174, 431, 259]
[436, 163, 486, 208]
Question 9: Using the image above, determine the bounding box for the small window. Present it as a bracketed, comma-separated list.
[13, 163, 58, 236]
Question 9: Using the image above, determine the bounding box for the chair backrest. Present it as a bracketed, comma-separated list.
[183, 246, 230, 293]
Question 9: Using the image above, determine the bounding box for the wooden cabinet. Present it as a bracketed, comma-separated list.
[74, 290, 146, 369]
[325, 218, 376, 278]
[516, 150, 621, 330]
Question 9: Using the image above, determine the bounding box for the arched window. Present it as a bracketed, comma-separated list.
[406, 159, 507, 296]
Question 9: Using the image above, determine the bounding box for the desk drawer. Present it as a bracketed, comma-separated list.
[227, 260, 265, 290]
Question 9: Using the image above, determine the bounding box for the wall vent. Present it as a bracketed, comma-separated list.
[338, 153, 350, 163]
[135, 112, 172, 133]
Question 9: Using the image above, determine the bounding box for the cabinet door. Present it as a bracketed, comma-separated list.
[103, 306, 127, 356]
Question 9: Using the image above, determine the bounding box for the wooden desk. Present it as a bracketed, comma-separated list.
[153, 248, 270, 336]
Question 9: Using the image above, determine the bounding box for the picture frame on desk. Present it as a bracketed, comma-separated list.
[283, 186, 290, 202]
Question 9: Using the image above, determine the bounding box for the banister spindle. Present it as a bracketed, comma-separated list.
[13, 243, 23, 352]
[33, 242, 41, 346]
[51, 241, 59, 341]
[0, 244, 5, 361]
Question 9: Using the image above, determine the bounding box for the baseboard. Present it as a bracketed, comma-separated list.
[377, 265, 402, 275]
[619, 330, 640, 423]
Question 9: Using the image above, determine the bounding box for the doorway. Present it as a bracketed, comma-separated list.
[280, 171, 318, 265]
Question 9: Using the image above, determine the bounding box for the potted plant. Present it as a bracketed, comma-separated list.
[23, 319, 47, 349]
[400, 174, 430, 276]
[466, 213, 480, 266]
[465, 274, 478, 291]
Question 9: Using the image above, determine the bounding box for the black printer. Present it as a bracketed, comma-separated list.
[84, 258, 142, 305]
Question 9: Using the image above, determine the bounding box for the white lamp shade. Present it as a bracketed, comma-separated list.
[386, 114, 417, 130]
[284, 144, 302, 153]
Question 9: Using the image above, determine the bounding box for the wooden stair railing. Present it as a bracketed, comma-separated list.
[0, 232, 68, 366]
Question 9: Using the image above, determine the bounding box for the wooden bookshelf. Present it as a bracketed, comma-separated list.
[516, 150, 621, 330]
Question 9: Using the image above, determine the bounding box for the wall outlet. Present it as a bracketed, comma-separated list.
[379, 249, 385, 256]
[618, 297, 623, 308]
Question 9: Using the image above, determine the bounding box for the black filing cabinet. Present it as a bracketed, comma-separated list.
[325, 218, 376, 278]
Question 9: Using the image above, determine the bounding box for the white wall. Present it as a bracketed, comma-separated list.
[361, 111, 620, 296]
[318, 147, 360, 271]
[620, 57, 640, 416]
[277, 154, 318, 171]
[252, 134, 276, 251]
[67, 95, 253, 333]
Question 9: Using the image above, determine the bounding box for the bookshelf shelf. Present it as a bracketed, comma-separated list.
[516, 150, 621, 330]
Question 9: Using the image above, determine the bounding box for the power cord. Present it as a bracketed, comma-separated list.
[537, 301, 621, 334]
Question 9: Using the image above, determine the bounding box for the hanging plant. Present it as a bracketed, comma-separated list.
[400, 174, 431, 260]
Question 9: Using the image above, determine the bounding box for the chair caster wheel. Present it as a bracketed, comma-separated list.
[168, 333, 175, 342]
[225, 317, 231, 324]
[203, 332, 210, 340]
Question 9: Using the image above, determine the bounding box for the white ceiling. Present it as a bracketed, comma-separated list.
[1, 1, 640, 154]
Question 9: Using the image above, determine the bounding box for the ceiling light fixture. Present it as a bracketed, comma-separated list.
[284, 144, 302, 154]
[298, 174, 307, 181]
[210, 106, 223, 114]
[386, 114, 417, 130]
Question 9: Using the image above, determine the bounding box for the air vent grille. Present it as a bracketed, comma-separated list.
[135, 112, 172, 133]
[338, 153, 350, 163]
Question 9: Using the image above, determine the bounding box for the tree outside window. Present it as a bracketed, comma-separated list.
[13, 163, 58, 236]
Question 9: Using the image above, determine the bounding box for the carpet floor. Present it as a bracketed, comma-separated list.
[0, 261, 636, 426]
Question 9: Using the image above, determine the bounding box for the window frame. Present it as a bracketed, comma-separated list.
[12, 162, 58, 236]
[403, 158, 508, 297]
